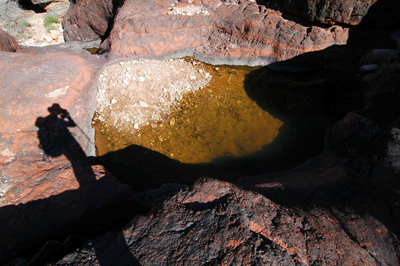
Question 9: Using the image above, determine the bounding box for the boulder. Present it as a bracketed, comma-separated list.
[62, 0, 122, 42]
[283, 0, 378, 26]
[0, 29, 19, 52]
[102, 0, 348, 65]
[51, 178, 400, 265]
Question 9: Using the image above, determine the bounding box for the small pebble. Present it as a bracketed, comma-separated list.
[359, 64, 379, 72]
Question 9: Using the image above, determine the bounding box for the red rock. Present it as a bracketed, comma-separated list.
[51, 178, 400, 265]
[0, 29, 19, 52]
[62, 0, 120, 42]
[0, 44, 149, 263]
[0, 44, 105, 165]
[283, 0, 378, 26]
[104, 0, 349, 65]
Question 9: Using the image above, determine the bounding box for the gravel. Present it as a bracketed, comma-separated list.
[96, 59, 212, 133]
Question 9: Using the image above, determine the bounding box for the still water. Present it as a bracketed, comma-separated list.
[93, 58, 284, 164]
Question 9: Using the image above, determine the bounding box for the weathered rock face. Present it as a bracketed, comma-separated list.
[0, 43, 104, 159]
[283, 0, 378, 26]
[102, 0, 348, 65]
[0, 28, 19, 52]
[51, 178, 400, 265]
[0, 44, 149, 264]
[62, 0, 122, 42]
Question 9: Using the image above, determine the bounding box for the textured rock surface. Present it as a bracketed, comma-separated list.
[283, 0, 378, 25]
[62, 0, 121, 42]
[0, 44, 143, 263]
[0, 28, 19, 52]
[102, 0, 348, 65]
[0, 43, 105, 160]
[51, 178, 400, 265]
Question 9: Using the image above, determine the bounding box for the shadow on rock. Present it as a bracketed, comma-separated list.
[347, 0, 400, 48]
[239, 43, 400, 239]
[0, 104, 147, 265]
[96, 112, 329, 196]
[35, 103, 96, 185]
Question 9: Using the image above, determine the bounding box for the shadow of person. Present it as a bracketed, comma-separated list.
[0, 104, 145, 264]
[35, 103, 96, 186]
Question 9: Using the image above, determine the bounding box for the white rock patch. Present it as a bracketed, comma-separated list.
[96, 59, 211, 133]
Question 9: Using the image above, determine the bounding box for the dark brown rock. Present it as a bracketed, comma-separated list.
[0, 29, 19, 52]
[104, 0, 348, 65]
[283, 0, 378, 26]
[62, 0, 121, 42]
[51, 178, 400, 265]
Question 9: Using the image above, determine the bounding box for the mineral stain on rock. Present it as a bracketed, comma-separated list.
[94, 58, 283, 163]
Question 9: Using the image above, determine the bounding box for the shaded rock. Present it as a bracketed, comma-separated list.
[244, 45, 367, 118]
[104, 0, 348, 65]
[0, 162, 145, 264]
[355, 0, 400, 29]
[360, 64, 379, 73]
[385, 117, 400, 172]
[361, 49, 400, 65]
[0, 28, 19, 52]
[62, 0, 122, 42]
[346, 0, 400, 48]
[325, 112, 379, 158]
[391, 30, 400, 50]
[283, 0, 377, 26]
[235, 111, 378, 196]
[52, 178, 400, 265]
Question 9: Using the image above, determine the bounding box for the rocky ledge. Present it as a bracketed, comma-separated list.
[64, 0, 349, 65]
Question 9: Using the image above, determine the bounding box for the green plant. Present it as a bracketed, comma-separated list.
[43, 16, 60, 32]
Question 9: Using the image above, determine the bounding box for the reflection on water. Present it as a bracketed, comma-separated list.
[94, 58, 283, 164]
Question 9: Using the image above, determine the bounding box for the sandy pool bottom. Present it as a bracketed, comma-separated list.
[93, 58, 283, 164]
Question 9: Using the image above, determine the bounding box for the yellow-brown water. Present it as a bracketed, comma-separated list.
[93, 59, 283, 164]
